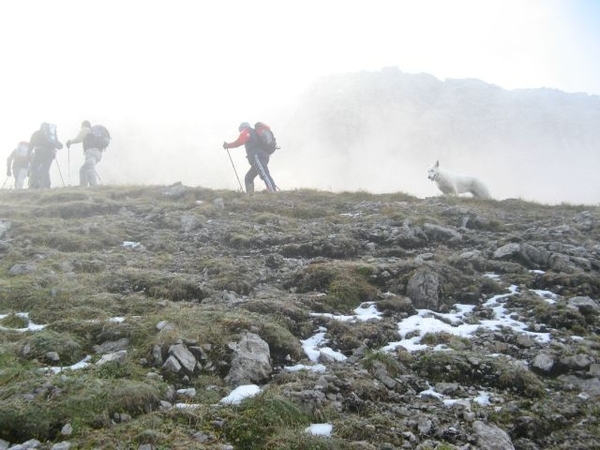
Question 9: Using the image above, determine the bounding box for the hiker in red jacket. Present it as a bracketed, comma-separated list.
[223, 122, 277, 194]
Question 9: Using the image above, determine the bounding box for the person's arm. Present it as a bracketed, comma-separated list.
[223, 129, 250, 149]
[67, 127, 91, 148]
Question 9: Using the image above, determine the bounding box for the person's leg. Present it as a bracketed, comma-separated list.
[80, 149, 101, 187]
[244, 165, 258, 195]
[15, 167, 27, 189]
[87, 150, 102, 187]
[29, 154, 42, 189]
[40, 157, 53, 188]
[253, 153, 276, 191]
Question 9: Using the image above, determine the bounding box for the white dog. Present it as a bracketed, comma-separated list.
[427, 160, 491, 199]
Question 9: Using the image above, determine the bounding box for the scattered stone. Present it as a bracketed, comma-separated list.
[531, 352, 555, 373]
[225, 332, 272, 388]
[407, 269, 440, 310]
[473, 421, 515, 450]
[567, 296, 600, 315]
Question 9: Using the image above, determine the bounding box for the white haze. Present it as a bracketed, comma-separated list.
[0, 0, 599, 204]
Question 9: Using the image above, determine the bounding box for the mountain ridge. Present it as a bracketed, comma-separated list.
[277, 67, 600, 204]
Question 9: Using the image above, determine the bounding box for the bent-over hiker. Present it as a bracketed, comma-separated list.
[223, 122, 277, 194]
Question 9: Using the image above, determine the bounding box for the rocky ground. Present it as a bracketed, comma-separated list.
[0, 184, 598, 450]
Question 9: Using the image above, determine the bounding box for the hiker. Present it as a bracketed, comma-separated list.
[223, 122, 277, 194]
[67, 121, 110, 187]
[6, 141, 31, 189]
[28, 123, 63, 189]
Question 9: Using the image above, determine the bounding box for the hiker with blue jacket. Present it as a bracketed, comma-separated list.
[223, 122, 277, 194]
[28, 123, 63, 189]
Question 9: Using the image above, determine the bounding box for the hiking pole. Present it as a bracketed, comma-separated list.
[54, 158, 66, 187]
[67, 147, 71, 185]
[226, 148, 244, 192]
[95, 169, 102, 184]
[1, 176, 9, 189]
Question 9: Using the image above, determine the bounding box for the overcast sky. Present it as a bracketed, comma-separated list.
[1, 0, 598, 196]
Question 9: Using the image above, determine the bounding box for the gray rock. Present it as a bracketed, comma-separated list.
[8, 263, 35, 276]
[61, 423, 73, 436]
[45, 351, 60, 362]
[558, 375, 600, 397]
[531, 352, 555, 373]
[473, 421, 515, 450]
[0, 439, 9, 450]
[417, 417, 433, 435]
[50, 442, 71, 450]
[494, 243, 521, 259]
[559, 354, 593, 371]
[568, 296, 600, 315]
[8, 439, 42, 449]
[180, 215, 202, 232]
[96, 350, 128, 366]
[423, 223, 462, 242]
[162, 182, 187, 198]
[407, 269, 440, 310]
[225, 332, 272, 388]
[168, 344, 197, 374]
[93, 338, 130, 354]
[161, 355, 182, 374]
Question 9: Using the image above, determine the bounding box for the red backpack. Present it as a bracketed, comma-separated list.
[254, 122, 278, 155]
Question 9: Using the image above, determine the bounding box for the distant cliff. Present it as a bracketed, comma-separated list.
[278, 67, 600, 204]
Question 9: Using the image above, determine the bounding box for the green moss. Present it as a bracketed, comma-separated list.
[0, 313, 29, 329]
[362, 350, 403, 377]
[224, 391, 310, 450]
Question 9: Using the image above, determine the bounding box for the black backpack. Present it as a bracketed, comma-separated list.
[254, 122, 278, 154]
[84, 125, 111, 150]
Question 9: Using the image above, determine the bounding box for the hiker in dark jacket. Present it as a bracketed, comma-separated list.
[28, 123, 63, 189]
[223, 122, 277, 194]
[6, 141, 31, 189]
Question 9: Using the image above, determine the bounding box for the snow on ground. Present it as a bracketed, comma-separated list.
[302, 278, 555, 362]
[219, 384, 261, 405]
[305, 423, 333, 437]
[44, 355, 92, 374]
[0, 312, 46, 332]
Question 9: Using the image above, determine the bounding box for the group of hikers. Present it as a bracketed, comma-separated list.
[5, 121, 111, 190]
[5, 120, 278, 194]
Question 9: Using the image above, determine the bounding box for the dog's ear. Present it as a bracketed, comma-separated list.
[435, 160, 439, 168]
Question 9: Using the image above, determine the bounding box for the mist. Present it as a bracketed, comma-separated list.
[2, 1, 599, 204]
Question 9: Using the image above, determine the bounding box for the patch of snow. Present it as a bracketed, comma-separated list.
[0, 312, 46, 332]
[305, 423, 333, 437]
[284, 363, 327, 373]
[530, 289, 558, 304]
[45, 355, 92, 374]
[310, 301, 382, 322]
[219, 384, 261, 405]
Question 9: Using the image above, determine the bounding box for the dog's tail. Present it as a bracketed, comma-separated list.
[472, 180, 492, 199]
